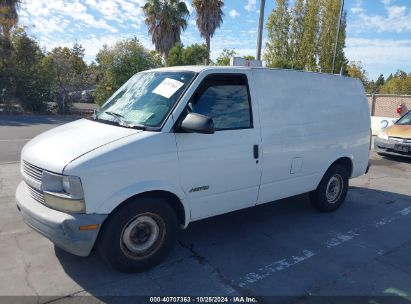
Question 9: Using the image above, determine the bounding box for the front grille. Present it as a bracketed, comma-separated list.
[389, 137, 411, 144]
[23, 161, 43, 183]
[22, 161, 45, 204]
[27, 185, 45, 204]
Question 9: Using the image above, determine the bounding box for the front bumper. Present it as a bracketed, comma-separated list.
[16, 181, 107, 256]
[374, 137, 411, 158]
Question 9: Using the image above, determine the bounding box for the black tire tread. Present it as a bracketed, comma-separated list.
[309, 164, 349, 212]
[97, 196, 178, 273]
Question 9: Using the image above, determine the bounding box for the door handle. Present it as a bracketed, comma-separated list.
[253, 145, 259, 159]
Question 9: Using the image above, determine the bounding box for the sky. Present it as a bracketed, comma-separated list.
[18, 0, 411, 80]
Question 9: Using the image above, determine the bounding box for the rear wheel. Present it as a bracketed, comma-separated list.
[97, 196, 178, 273]
[309, 165, 349, 212]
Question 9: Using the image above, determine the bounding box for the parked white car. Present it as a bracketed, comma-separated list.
[16, 66, 371, 272]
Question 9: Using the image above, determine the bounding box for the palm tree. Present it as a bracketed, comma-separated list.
[0, 0, 20, 38]
[192, 0, 224, 64]
[143, 0, 189, 61]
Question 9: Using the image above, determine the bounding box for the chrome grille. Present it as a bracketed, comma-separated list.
[22, 161, 45, 204]
[27, 185, 45, 204]
[23, 161, 43, 183]
[389, 137, 411, 144]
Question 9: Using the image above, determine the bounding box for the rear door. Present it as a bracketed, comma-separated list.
[174, 71, 262, 221]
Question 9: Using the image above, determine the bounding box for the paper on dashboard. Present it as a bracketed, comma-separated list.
[152, 78, 184, 99]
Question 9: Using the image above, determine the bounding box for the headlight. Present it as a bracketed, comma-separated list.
[42, 171, 85, 213]
[377, 132, 389, 140]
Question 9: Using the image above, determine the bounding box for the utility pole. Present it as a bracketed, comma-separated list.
[256, 0, 265, 61]
[331, 0, 344, 74]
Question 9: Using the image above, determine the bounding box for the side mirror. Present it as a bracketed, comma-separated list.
[180, 113, 214, 134]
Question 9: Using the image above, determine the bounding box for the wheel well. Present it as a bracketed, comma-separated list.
[118, 190, 186, 226]
[330, 157, 353, 177]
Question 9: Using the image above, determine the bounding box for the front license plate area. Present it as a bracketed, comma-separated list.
[394, 144, 410, 153]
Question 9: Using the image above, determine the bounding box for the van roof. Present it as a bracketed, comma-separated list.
[149, 65, 239, 73]
[149, 65, 354, 79]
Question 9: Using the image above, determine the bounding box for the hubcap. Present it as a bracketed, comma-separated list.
[121, 214, 161, 256]
[326, 174, 343, 204]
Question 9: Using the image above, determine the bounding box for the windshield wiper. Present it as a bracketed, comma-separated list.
[103, 111, 146, 130]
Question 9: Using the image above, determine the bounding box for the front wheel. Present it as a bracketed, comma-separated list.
[97, 196, 178, 273]
[309, 165, 349, 212]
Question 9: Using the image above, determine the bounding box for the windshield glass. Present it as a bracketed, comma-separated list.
[396, 111, 411, 125]
[97, 71, 195, 128]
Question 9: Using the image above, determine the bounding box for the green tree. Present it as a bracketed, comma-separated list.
[244, 55, 255, 60]
[43, 47, 76, 113]
[335, 11, 347, 74]
[0, 0, 20, 39]
[41, 43, 92, 112]
[143, 0, 189, 61]
[264, 0, 291, 68]
[289, 0, 305, 69]
[0, 33, 12, 90]
[318, 0, 346, 73]
[93, 38, 162, 105]
[0, 0, 21, 92]
[369, 74, 385, 94]
[215, 48, 237, 66]
[182, 44, 208, 65]
[167, 43, 184, 66]
[192, 0, 224, 64]
[11, 28, 51, 112]
[394, 70, 407, 79]
[346, 61, 367, 82]
[375, 74, 385, 87]
[380, 70, 411, 95]
[299, 0, 320, 70]
[71, 42, 87, 75]
[345, 61, 369, 91]
[167, 43, 209, 66]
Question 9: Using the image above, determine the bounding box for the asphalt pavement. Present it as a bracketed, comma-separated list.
[0, 116, 410, 304]
[0, 116, 81, 163]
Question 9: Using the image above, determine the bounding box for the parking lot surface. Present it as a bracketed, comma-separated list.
[0, 116, 410, 303]
[0, 116, 81, 163]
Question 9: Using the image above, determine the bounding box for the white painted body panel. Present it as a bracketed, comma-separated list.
[63, 131, 187, 215]
[21, 119, 140, 173]
[253, 69, 370, 204]
[19, 66, 370, 229]
[172, 69, 262, 220]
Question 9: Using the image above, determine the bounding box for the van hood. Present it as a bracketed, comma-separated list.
[21, 119, 142, 173]
[386, 124, 411, 138]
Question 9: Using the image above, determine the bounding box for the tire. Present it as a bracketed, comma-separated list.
[309, 164, 349, 212]
[97, 196, 178, 273]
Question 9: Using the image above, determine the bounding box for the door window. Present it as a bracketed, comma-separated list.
[189, 74, 252, 130]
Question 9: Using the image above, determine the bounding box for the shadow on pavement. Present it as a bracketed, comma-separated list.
[381, 155, 411, 164]
[54, 187, 411, 301]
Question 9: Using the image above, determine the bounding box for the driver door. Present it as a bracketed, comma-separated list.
[174, 72, 262, 221]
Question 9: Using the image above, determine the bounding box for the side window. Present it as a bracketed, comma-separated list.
[190, 74, 252, 130]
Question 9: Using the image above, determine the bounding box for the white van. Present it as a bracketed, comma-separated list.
[16, 66, 371, 272]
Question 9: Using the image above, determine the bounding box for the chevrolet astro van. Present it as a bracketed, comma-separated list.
[16, 66, 371, 272]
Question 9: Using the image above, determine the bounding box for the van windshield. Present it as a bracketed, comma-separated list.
[396, 111, 411, 126]
[97, 71, 195, 129]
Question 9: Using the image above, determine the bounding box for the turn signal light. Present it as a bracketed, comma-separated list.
[79, 224, 99, 231]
